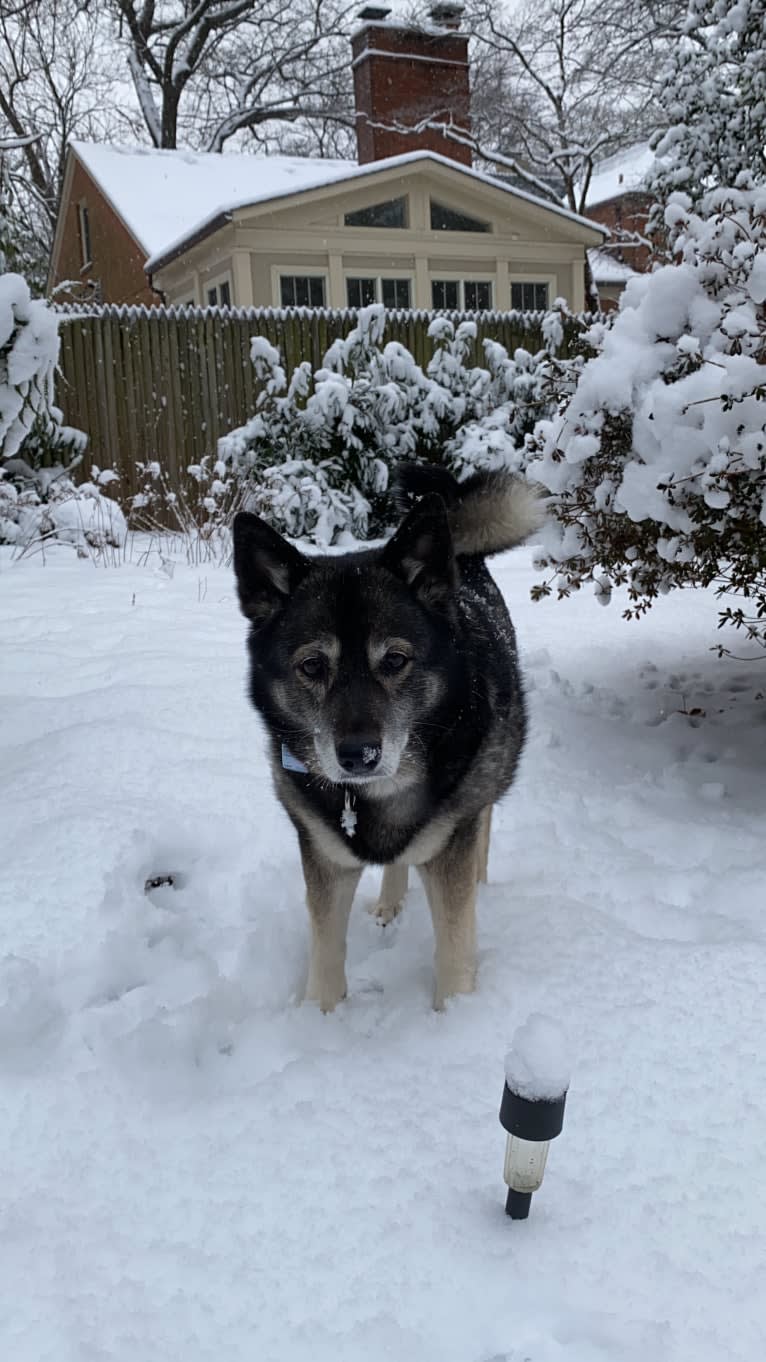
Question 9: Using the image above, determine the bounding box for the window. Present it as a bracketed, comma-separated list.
[381, 277, 411, 309]
[464, 280, 492, 311]
[345, 197, 407, 229]
[346, 277, 378, 308]
[430, 201, 490, 233]
[432, 279, 460, 310]
[345, 277, 412, 309]
[280, 275, 326, 307]
[511, 281, 549, 311]
[206, 279, 232, 307]
[432, 279, 493, 311]
[78, 202, 92, 269]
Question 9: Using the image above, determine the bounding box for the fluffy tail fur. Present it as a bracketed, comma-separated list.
[392, 464, 544, 557]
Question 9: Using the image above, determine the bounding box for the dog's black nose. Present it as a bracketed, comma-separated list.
[336, 737, 382, 775]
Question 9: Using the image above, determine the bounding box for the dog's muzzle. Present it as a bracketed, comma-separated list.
[335, 736, 382, 777]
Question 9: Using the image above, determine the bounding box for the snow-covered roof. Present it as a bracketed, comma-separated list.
[588, 248, 637, 286]
[71, 142, 356, 259]
[70, 141, 606, 273]
[583, 143, 655, 208]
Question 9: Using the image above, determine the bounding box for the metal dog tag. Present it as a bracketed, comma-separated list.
[281, 743, 309, 773]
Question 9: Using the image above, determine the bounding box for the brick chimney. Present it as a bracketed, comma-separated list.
[352, 5, 472, 167]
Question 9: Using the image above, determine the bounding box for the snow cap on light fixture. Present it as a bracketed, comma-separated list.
[500, 1014, 571, 1220]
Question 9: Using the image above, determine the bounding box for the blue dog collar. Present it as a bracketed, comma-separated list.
[281, 743, 309, 773]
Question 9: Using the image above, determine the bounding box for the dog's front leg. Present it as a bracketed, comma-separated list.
[420, 817, 480, 1010]
[370, 862, 408, 925]
[299, 832, 362, 1012]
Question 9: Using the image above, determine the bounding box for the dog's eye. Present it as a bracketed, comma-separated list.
[299, 655, 325, 680]
[382, 650, 410, 674]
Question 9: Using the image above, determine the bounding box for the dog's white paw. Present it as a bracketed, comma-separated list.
[304, 961, 347, 1013]
[303, 986, 347, 1014]
[367, 897, 405, 927]
[433, 962, 476, 1011]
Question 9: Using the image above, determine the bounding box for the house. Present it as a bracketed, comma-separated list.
[587, 248, 639, 312]
[48, 6, 606, 314]
[582, 142, 656, 305]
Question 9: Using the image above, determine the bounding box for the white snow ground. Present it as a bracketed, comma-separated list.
[1, 541, 765, 1362]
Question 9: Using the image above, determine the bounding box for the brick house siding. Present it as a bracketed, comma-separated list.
[51, 157, 158, 306]
[586, 192, 653, 273]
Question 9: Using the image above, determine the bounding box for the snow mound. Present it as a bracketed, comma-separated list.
[505, 1013, 572, 1100]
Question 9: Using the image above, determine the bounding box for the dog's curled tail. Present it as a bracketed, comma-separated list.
[392, 463, 544, 557]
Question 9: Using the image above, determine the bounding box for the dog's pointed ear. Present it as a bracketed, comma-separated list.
[382, 492, 456, 609]
[233, 511, 307, 626]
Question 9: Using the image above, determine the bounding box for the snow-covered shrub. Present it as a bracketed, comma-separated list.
[528, 185, 766, 653]
[218, 304, 556, 543]
[0, 464, 126, 551]
[245, 458, 372, 543]
[1, 272, 61, 460]
[0, 270, 98, 550]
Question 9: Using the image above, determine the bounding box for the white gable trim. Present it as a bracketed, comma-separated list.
[144, 150, 606, 273]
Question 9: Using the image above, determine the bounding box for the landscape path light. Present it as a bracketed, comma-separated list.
[500, 1014, 571, 1220]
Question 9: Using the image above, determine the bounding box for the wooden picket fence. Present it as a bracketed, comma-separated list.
[55, 303, 581, 506]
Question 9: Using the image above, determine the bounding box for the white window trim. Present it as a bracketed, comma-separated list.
[429, 273, 496, 310]
[205, 271, 233, 307]
[508, 273, 556, 311]
[342, 271, 415, 307]
[78, 201, 92, 272]
[271, 266, 329, 309]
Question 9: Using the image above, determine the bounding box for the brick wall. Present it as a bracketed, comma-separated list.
[586, 192, 653, 272]
[51, 157, 158, 307]
[352, 21, 471, 167]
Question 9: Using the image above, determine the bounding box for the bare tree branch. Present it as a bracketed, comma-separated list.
[105, 0, 356, 152]
[0, 0, 129, 285]
[464, 0, 687, 216]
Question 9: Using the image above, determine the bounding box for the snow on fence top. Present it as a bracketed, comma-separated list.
[53, 302, 597, 327]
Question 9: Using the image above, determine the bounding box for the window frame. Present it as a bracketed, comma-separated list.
[205, 272, 233, 308]
[344, 196, 409, 229]
[430, 275, 495, 312]
[463, 279, 494, 312]
[431, 278, 461, 311]
[343, 272, 414, 310]
[345, 276, 378, 309]
[379, 276, 412, 310]
[509, 276, 555, 313]
[429, 199, 492, 234]
[274, 270, 328, 309]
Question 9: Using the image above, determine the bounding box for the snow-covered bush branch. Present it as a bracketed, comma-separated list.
[528, 185, 766, 653]
[648, 0, 766, 219]
[219, 303, 561, 544]
[0, 269, 123, 551]
[0, 271, 60, 459]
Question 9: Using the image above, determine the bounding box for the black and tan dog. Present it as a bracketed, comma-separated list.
[233, 465, 540, 1011]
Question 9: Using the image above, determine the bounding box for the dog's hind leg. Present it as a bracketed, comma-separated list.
[476, 805, 492, 884]
[299, 832, 362, 1013]
[369, 863, 408, 926]
[419, 817, 480, 1010]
